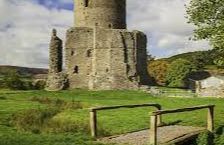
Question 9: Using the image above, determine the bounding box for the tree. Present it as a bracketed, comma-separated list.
[186, 0, 224, 67]
[165, 59, 198, 88]
[2, 70, 25, 90]
[148, 60, 169, 86]
[213, 49, 224, 68]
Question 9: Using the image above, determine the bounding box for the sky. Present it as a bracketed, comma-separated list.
[0, 0, 211, 68]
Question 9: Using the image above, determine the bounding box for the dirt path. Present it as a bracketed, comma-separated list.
[99, 125, 205, 145]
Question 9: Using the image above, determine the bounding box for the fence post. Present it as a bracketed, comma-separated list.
[157, 106, 162, 126]
[150, 114, 157, 145]
[90, 109, 97, 138]
[207, 106, 214, 132]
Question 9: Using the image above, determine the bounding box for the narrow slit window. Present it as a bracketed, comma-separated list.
[74, 66, 79, 74]
[87, 49, 92, 57]
[71, 51, 74, 56]
[84, 0, 88, 7]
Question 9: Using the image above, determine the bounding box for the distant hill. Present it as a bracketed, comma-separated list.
[155, 50, 224, 75]
[0, 65, 48, 77]
[159, 50, 217, 66]
[162, 51, 205, 62]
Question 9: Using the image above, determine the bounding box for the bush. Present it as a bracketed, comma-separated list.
[32, 80, 46, 90]
[0, 132, 101, 145]
[2, 70, 26, 90]
[0, 96, 7, 100]
[10, 106, 90, 134]
[30, 96, 52, 104]
[165, 59, 198, 88]
[10, 108, 60, 133]
[215, 135, 224, 145]
[197, 131, 214, 145]
[148, 60, 169, 86]
[30, 97, 86, 110]
[46, 119, 89, 134]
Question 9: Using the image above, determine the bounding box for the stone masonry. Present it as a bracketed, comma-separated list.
[46, 29, 68, 91]
[46, 0, 150, 90]
[49, 29, 63, 74]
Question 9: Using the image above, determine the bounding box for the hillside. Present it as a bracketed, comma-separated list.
[162, 51, 205, 62]
[161, 50, 216, 65]
[0, 65, 48, 77]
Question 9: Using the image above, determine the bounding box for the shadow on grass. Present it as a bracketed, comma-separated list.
[162, 120, 183, 126]
[0, 96, 7, 100]
[215, 125, 224, 135]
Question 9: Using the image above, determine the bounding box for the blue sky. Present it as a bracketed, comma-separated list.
[0, 0, 211, 68]
[34, 0, 73, 10]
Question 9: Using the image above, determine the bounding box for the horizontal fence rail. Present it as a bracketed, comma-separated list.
[89, 103, 162, 138]
[152, 105, 215, 115]
[149, 104, 215, 145]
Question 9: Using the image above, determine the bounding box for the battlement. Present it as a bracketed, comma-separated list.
[74, 0, 126, 29]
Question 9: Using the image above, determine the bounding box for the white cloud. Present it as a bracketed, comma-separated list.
[0, 0, 212, 68]
[0, 0, 73, 68]
[127, 0, 211, 58]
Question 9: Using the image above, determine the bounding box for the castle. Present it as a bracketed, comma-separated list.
[46, 0, 150, 91]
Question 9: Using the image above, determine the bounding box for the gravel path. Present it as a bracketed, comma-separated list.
[99, 125, 205, 145]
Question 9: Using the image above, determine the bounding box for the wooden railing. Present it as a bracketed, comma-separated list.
[89, 103, 162, 138]
[149, 104, 215, 145]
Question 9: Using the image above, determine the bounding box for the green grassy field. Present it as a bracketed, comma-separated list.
[0, 89, 224, 145]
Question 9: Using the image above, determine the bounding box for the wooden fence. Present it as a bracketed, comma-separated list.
[89, 103, 162, 138]
[149, 104, 215, 145]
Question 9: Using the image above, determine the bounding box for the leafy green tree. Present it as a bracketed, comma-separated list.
[148, 60, 169, 86]
[213, 49, 224, 68]
[191, 52, 207, 69]
[165, 59, 198, 88]
[186, 0, 224, 68]
[2, 70, 25, 90]
[187, 0, 224, 49]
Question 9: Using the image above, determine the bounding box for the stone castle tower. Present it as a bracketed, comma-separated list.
[46, 0, 150, 90]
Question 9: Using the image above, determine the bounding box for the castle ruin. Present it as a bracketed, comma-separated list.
[46, 0, 150, 91]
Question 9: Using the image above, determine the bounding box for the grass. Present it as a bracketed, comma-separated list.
[0, 89, 224, 145]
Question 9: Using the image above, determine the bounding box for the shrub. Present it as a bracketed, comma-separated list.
[33, 80, 46, 90]
[30, 96, 52, 104]
[0, 96, 7, 100]
[2, 70, 26, 90]
[215, 135, 224, 145]
[30, 97, 85, 110]
[197, 131, 214, 145]
[10, 108, 60, 133]
[10, 107, 90, 134]
[148, 60, 169, 86]
[22, 81, 35, 90]
[55, 100, 85, 110]
[165, 58, 198, 88]
[46, 119, 89, 134]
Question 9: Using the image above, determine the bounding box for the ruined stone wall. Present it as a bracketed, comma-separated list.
[65, 27, 148, 90]
[49, 29, 63, 74]
[46, 0, 150, 91]
[65, 27, 94, 89]
[135, 31, 151, 85]
[74, 0, 126, 29]
[46, 29, 68, 91]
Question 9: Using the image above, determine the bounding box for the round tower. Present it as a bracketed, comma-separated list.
[74, 0, 126, 29]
